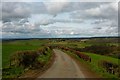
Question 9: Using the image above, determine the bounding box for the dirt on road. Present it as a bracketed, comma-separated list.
[37, 49, 99, 78]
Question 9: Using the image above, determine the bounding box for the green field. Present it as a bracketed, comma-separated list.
[2, 38, 120, 78]
[83, 52, 118, 64]
[49, 38, 119, 78]
[2, 39, 53, 78]
[83, 52, 119, 78]
[64, 50, 119, 78]
[0, 42, 2, 69]
[2, 39, 49, 68]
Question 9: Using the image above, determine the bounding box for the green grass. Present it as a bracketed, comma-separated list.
[0, 41, 2, 79]
[37, 48, 52, 65]
[2, 38, 119, 78]
[49, 38, 119, 78]
[2, 39, 53, 78]
[83, 52, 119, 78]
[0, 42, 2, 69]
[3, 66, 24, 78]
[83, 52, 119, 64]
[50, 39, 114, 48]
[63, 49, 119, 78]
[3, 47, 52, 78]
[2, 39, 48, 68]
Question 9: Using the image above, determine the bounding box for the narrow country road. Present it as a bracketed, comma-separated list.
[37, 49, 85, 78]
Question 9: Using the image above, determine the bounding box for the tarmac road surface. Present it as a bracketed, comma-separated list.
[37, 49, 85, 78]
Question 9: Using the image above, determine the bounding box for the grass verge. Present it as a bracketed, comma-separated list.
[2, 47, 53, 78]
[62, 49, 119, 79]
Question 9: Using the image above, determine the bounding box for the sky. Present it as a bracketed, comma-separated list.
[1, 0, 119, 38]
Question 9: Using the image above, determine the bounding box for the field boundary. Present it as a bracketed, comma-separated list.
[60, 49, 101, 78]
[19, 50, 55, 79]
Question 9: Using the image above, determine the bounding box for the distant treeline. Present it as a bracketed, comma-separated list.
[2, 36, 119, 41]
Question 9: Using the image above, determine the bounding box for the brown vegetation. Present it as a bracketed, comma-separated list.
[99, 60, 119, 77]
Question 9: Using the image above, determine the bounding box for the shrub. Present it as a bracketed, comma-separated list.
[99, 60, 119, 76]
[74, 51, 91, 62]
[10, 50, 38, 68]
[59, 46, 91, 62]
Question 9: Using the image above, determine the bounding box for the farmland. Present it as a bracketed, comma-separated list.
[2, 39, 52, 78]
[2, 37, 120, 79]
[2, 39, 50, 68]
[49, 38, 119, 78]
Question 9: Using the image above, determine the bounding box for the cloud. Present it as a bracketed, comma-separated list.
[2, 20, 41, 34]
[44, 0, 70, 15]
[1, 2, 118, 38]
[2, 2, 31, 22]
[54, 19, 83, 23]
[69, 2, 118, 37]
[28, 13, 83, 27]
[2, 19, 54, 38]
[71, 3, 118, 20]
[91, 19, 108, 24]
[85, 3, 118, 19]
[2, 0, 36, 2]
[28, 14, 54, 26]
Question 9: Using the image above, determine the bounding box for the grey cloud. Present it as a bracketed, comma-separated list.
[2, 2, 31, 22]
[62, 2, 108, 12]
[91, 19, 108, 24]
[70, 3, 118, 20]
[35, 19, 54, 26]
[43, 2, 108, 15]
[35, 18, 84, 26]
[19, 19, 29, 24]
[30, 2, 48, 14]
[2, 20, 43, 35]
[1, 2, 118, 38]
[2, 2, 114, 22]
[70, 2, 118, 36]
[32, 14, 84, 26]
[0, 3, 2, 20]
[54, 18, 83, 23]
